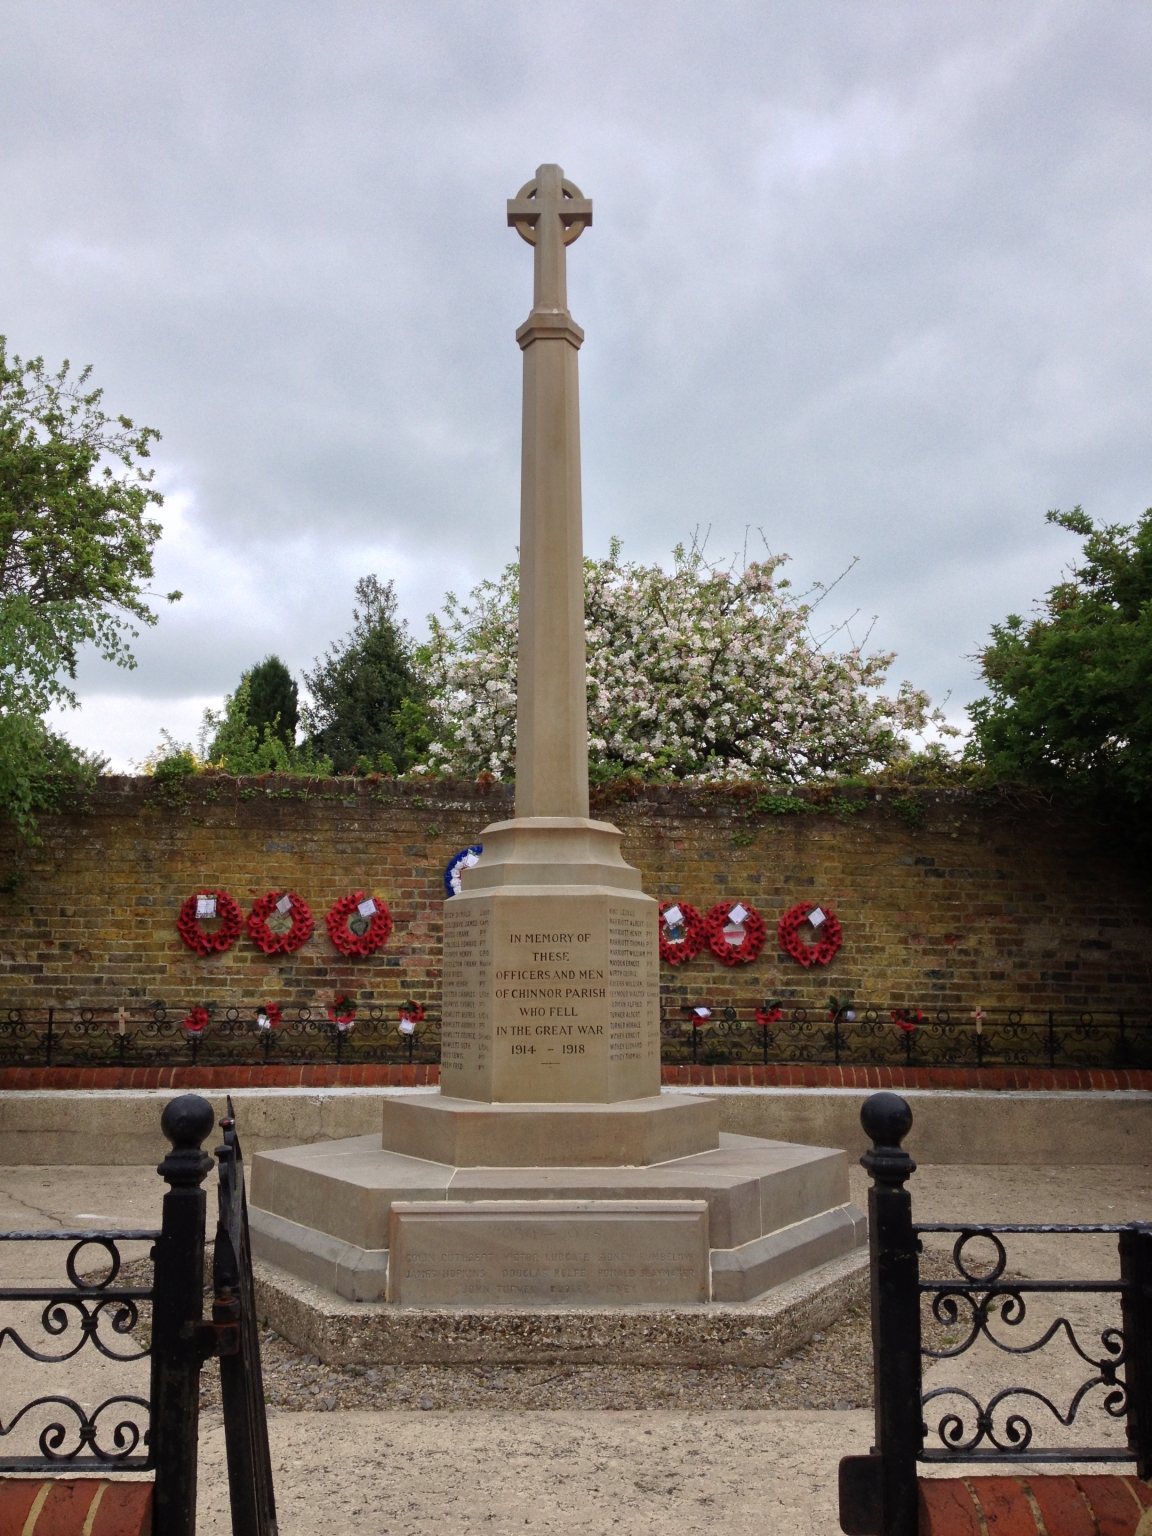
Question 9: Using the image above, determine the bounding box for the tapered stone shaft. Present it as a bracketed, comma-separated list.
[508, 163, 592, 819]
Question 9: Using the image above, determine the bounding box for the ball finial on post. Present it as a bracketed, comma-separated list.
[859, 1090, 916, 1187]
[158, 1093, 216, 1187]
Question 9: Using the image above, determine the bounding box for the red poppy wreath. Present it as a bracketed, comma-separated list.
[246, 890, 314, 955]
[703, 901, 767, 966]
[176, 889, 243, 956]
[325, 891, 393, 958]
[181, 1005, 210, 1036]
[658, 901, 705, 965]
[777, 902, 842, 968]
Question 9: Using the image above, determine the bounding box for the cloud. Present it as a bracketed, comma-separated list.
[4, 0, 1151, 768]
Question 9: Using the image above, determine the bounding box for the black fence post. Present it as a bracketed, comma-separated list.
[1120, 1221, 1152, 1481]
[839, 1092, 922, 1536]
[151, 1093, 215, 1536]
[45, 1008, 54, 1068]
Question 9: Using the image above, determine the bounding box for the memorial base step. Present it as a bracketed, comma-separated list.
[249, 1128, 865, 1305]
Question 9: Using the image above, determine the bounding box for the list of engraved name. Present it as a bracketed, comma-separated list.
[441, 907, 492, 1075]
[608, 905, 656, 1063]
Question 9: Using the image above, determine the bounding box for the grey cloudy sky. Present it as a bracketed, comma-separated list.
[3, 1, 1150, 768]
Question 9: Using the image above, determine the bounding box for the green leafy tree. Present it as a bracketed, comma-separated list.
[968, 505, 1152, 807]
[303, 575, 428, 773]
[0, 339, 176, 837]
[245, 655, 298, 747]
[0, 597, 106, 836]
[200, 675, 330, 777]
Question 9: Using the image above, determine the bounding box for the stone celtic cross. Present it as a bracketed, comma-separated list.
[507, 165, 592, 313]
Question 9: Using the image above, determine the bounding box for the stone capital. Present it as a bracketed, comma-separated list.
[515, 309, 585, 351]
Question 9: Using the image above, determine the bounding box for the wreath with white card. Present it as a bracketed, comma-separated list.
[176, 889, 243, 956]
[246, 890, 314, 955]
[444, 845, 483, 897]
[658, 900, 705, 965]
[325, 891, 393, 957]
[777, 901, 842, 968]
[703, 900, 766, 966]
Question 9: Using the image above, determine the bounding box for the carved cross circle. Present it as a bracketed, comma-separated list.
[508, 175, 592, 247]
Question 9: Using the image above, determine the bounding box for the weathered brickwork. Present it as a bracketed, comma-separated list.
[0, 776, 1149, 1016]
[918, 1474, 1151, 1535]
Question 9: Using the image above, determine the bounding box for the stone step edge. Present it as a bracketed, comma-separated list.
[250, 1244, 870, 1368]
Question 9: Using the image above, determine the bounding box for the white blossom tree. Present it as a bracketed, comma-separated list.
[416, 540, 939, 782]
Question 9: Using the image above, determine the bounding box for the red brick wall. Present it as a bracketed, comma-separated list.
[0, 775, 1149, 1017]
[918, 1474, 1151, 1535]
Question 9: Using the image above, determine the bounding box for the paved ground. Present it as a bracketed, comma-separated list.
[198, 1408, 874, 1536]
[1, 1160, 1149, 1533]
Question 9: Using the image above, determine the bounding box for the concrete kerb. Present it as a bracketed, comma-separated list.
[250, 1245, 871, 1368]
[0, 1085, 1148, 1166]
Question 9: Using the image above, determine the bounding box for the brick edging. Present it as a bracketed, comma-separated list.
[0, 1063, 1148, 1091]
[919, 1474, 1151, 1534]
[0, 1064, 443, 1090]
[661, 1064, 1152, 1090]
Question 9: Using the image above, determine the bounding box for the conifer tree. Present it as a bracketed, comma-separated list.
[246, 655, 298, 747]
[303, 576, 428, 772]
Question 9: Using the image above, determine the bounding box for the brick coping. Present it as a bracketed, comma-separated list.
[0, 1064, 1148, 1091]
[918, 1473, 1151, 1535]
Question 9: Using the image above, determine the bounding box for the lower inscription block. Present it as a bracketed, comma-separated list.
[387, 1199, 710, 1306]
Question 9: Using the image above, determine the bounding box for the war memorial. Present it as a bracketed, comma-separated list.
[245, 167, 866, 1319]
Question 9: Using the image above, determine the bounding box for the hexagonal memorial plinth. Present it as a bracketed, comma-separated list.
[380, 1093, 719, 1167]
[440, 817, 661, 1103]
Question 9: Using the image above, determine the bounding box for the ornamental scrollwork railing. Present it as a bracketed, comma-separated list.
[0, 1001, 1148, 1072]
[0, 1230, 156, 1470]
[659, 1003, 1152, 1071]
[918, 1225, 1132, 1461]
[838, 1092, 1152, 1536]
[0, 1002, 442, 1070]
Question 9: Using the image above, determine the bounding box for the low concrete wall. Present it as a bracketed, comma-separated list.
[0, 1086, 1148, 1166]
[0, 1087, 389, 1165]
[704, 1087, 1152, 1166]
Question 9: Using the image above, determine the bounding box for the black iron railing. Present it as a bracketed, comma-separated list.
[0, 1228, 156, 1471]
[0, 1003, 440, 1069]
[1, 1002, 1149, 1072]
[839, 1091, 1152, 1536]
[662, 1004, 1152, 1070]
[0, 1095, 276, 1536]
